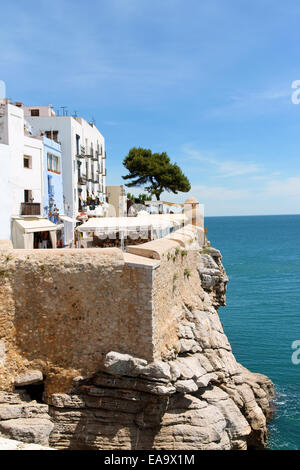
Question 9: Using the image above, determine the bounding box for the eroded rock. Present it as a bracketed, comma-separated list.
[14, 370, 43, 387]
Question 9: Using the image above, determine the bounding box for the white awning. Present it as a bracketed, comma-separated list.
[137, 213, 186, 222]
[76, 215, 179, 233]
[12, 218, 59, 249]
[59, 215, 76, 223]
[14, 218, 60, 233]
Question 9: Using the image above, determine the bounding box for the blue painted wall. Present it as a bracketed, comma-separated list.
[43, 137, 64, 223]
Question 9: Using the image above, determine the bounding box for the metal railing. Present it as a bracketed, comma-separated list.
[76, 145, 86, 158]
[78, 175, 87, 185]
[86, 148, 94, 158]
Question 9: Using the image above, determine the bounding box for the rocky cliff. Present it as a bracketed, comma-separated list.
[47, 247, 274, 450]
[0, 241, 275, 450]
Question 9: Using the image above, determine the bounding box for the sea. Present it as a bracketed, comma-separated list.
[205, 214, 300, 450]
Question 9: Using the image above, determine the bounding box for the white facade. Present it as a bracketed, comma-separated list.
[24, 106, 106, 219]
[0, 101, 44, 242]
[106, 185, 127, 217]
[0, 143, 11, 240]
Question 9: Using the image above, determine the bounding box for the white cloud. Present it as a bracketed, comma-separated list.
[207, 87, 291, 119]
[181, 145, 261, 177]
[263, 177, 300, 198]
[189, 185, 251, 201]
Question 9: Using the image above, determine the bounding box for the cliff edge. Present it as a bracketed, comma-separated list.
[48, 247, 274, 450]
[0, 230, 274, 450]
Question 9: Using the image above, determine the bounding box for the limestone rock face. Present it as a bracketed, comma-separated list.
[46, 248, 274, 450]
[0, 436, 54, 450]
[0, 391, 54, 446]
[198, 248, 229, 307]
[0, 418, 54, 446]
[14, 370, 43, 387]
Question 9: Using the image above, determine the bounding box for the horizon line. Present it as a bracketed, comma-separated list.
[205, 213, 300, 218]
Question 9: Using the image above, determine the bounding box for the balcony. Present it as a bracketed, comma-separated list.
[78, 175, 87, 185]
[21, 203, 41, 216]
[76, 145, 86, 158]
[86, 148, 95, 159]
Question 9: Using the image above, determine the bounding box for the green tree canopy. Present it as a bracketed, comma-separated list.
[127, 192, 152, 204]
[122, 147, 191, 200]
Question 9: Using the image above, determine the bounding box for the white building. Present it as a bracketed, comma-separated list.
[0, 101, 44, 215]
[0, 141, 11, 240]
[23, 105, 106, 220]
[0, 100, 47, 242]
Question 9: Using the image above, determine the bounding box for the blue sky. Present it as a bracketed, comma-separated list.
[1, 0, 300, 216]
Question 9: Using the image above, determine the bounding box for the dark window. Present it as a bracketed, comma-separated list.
[76, 134, 80, 155]
[24, 189, 32, 203]
[45, 130, 59, 143]
[23, 156, 31, 168]
[31, 109, 40, 116]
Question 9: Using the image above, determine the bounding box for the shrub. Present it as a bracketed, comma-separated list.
[184, 268, 191, 279]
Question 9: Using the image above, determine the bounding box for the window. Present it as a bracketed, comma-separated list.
[76, 134, 80, 155]
[45, 130, 59, 143]
[31, 109, 40, 117]
[47, 153, 60, 173]
[24, 190, 32, 203]
[23, 155, 32, 169]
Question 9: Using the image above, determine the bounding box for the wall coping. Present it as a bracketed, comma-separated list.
[123, 253, 160, 269]
[126, 225, 200, 260]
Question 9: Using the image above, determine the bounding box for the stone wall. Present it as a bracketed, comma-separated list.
[127, 227, 204, 360]
[0, 248, 156, 394]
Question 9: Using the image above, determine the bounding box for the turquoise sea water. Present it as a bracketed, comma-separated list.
[205, 214, 300, 450]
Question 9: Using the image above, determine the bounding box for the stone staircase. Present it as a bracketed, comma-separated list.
[0, 391, 54, 446]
